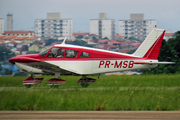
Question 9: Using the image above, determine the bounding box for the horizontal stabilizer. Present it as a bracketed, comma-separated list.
[134, 61, 175, 64]
[156, 62, 175, 64]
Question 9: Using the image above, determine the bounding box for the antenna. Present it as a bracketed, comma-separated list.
[61, 37, 66, 44]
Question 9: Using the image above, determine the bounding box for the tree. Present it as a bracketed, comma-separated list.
[172, 31, 180, 37]
[26, 51, 39, 54]
[92, 36, 98, 43]
[66, 40, 94, 48]
[76, 35, 83, 39]
[33, 40, 42, 45]
[5, 68, 12, 75]
[127, 49, 137, 54]
[128, 37, 140, 41]
[103, 37, 109, 39]
[22, 45, 28, 51]
[0, 46, 16, 62]
[0, 62, 2, 71]
[45, 39, 59, 46]
[66, 40, 86, 46]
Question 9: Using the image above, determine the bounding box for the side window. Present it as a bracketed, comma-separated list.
[47, 48, 65, 57]
[66, 49, 79, 58]
[56, 48, 65, 57]
[80, 52, 90, 58]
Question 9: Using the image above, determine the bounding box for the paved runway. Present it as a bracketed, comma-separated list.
[1, 111, 180, 119]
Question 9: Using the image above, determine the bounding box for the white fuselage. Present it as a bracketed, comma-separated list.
[15, 59, 158, 75]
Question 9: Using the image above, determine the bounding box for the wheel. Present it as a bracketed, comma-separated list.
[80, 76, 90, 88]
[54, 85, 59, 88]
[25, 84, 33, 88]
[50, 85, 59, 88]
[81, 82, 89, 88]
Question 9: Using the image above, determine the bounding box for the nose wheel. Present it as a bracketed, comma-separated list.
[23, 76, 44, 88]
[77, 76, 96, 88]
[25, 84, 33, 88]
[81, 81, 90, 88]
[81, 76, 89, 88]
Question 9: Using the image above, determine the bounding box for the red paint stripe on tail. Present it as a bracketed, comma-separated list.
[143, 30, 165, 59]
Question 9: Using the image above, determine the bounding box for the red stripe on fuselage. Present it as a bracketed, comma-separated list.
[10, 43, 158, 64]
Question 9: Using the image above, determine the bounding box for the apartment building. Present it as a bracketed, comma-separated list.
[34, 13, 72, 40]
[90, 13, 116, 39]
[0, 18, 4, 35]
[119, 13, 156, 40]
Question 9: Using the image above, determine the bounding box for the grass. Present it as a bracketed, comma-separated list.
[0, 74, 180, 111]
[1, 74, 180, 87]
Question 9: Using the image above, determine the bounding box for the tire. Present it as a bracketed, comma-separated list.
[50, 85, 59, 88]
[25, 84, 33, 88]
[81, 83, 89, 88]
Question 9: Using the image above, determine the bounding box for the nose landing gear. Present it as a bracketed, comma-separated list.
[23, 77, 44, 88]
[77, 76, 96, 88]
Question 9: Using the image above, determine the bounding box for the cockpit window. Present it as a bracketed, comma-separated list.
[47, 48, 65, 57]
[80, 52, 90, 58]
[39, 47, 51, 57]
[66, 49, 79, 58]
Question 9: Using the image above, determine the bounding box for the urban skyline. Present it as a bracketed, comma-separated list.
[0, 0, 180, 33]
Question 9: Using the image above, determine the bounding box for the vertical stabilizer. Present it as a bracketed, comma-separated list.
[133, 28, 165, 59]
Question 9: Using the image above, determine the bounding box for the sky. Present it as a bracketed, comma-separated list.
[0, 0, 180, 33]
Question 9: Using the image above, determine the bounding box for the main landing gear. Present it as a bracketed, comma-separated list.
[77, 76, 96, 88]
[46, 78, 66, 88]
[46, 72, 66, 88]
[23, 73, 66, 88]
[23, 74, 43, 88]
[23, 74, 96, 88]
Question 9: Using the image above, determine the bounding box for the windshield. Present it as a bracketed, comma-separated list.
[39, 47, 52, 56]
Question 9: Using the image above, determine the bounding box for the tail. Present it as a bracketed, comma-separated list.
[133, 27, 165, 59]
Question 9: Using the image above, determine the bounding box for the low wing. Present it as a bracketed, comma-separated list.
[26, 61, 77, 75]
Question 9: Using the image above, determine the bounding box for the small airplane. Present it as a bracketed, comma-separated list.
[9, 26, 174, 88]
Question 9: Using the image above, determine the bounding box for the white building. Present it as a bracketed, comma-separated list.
[0, 18, 4, 35]
[90, 13, 116, 39]
[119, 13, 156, 40]
[35, 13, 72, 40]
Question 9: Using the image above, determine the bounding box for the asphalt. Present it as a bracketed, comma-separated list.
[0, 111, 180, 119]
